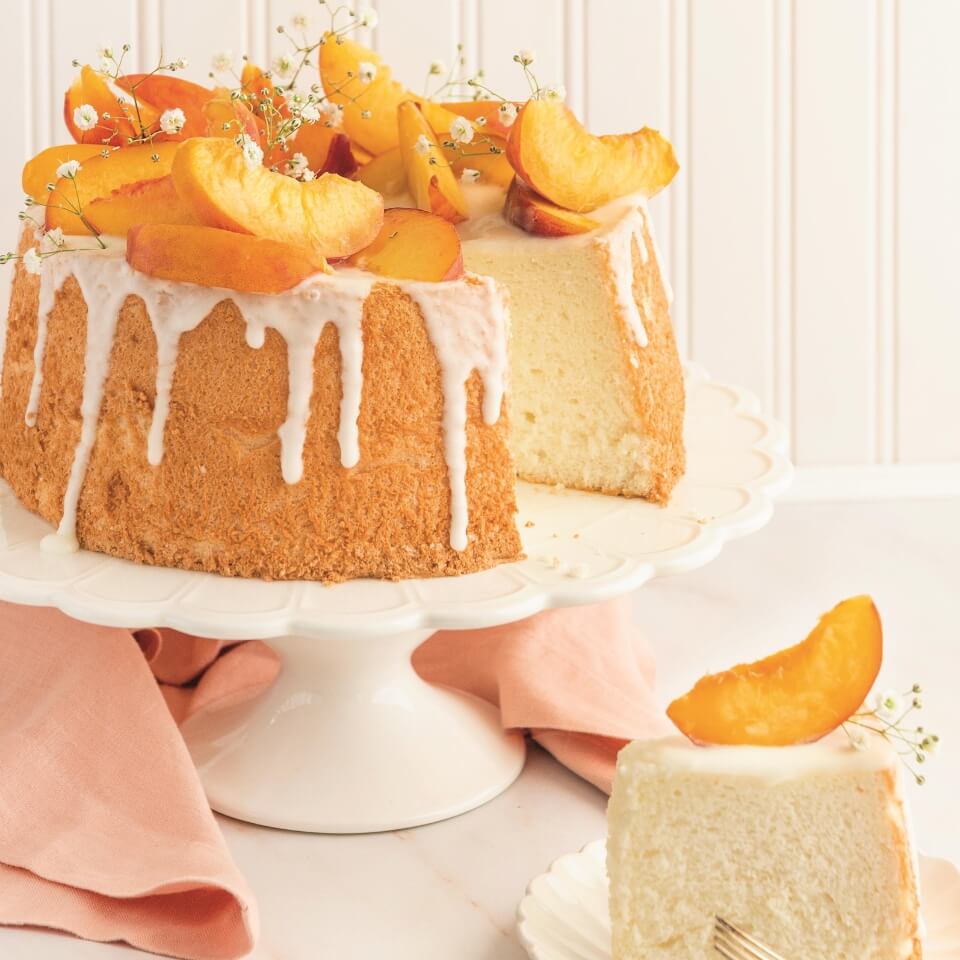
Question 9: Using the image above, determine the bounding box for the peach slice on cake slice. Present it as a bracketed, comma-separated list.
[344, 208, 463, 282]
[667, 595, 883, 747]
[504, 177, 599, 237]
[44, 142, 181, 234]
[64, 65, 160, 146]
[397, 101, 467, 224]
[446, 137, 514, 188]
[83, 176, 196, 235]
[117, 74, 214, 138]
[203, 89, 264, 145]
[127, 223, 327, 293]
[358, 147, 407, 196]
[437, 100, 523, 140]
[22, 144, 105, 202]
[172, 136, 382, 259]
[282, 121, 359, 178]
[506, 100, 679, 212]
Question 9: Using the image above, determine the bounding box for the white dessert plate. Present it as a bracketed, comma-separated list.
[518, 839, 960, 959]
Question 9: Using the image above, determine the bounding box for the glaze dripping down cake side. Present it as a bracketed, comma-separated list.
[0, 229, 521, 581]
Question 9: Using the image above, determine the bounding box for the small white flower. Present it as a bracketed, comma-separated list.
[284, 89, 307, 109]
[73, 103, 99, 132]
[875, 689, 905, 721]
[285, 152, 310, 178]
[56, 159, 82, 180]
[272, 53, 294, 78]
[172, 56, 189, 70]
[96, 45, 114, 60]
[300, 168, 315, 182]
[449, 115, 475, 145]
[921, 734, 941, 757]
[236, 133, 264, 169]
[497, 101, 518, 128]
[541, 84, 566, 101]
[849, 730, 867, 751]
[515, 48, 536, 66]
[414, 134, 432, 156]
[44, 227, 65, 249]
[360, 109, 372, 119]
[98, 56, 115, 75]
[159, 107, 186, 135]
[429, 60, 447, 76]
[22, 247, 42, 275]
[211, 50, 234, 73]
[319, 101, 343, 127]
[357, 61, 377, 84]
[358, 7, 378, 28]
[460, 167, 481, 184]
[300, 102, 320, 123]
[291, 13, 309, 31]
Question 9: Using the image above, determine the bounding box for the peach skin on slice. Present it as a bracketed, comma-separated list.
[506, 100, 678, 212]
[204, 89, 264, 144]
[117, 74, 214, 138]
[44, 142, 181, 233]
[82, 176, 197, 236]
[344, 208, 463, 282]
[127, 223, 327, 293]
[504, 178, 599, 237]
[667, 595, 883, 747]
[283, 122, 359, 178]
[22, 144, 104, 202]
[64, 65, 160, 146]
[172, 137, 382, 259]
[358, 147, 407, 197]
[397, 101, 467, 224]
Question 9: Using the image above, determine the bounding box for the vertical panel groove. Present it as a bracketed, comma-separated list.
[866, 0, 879, 463]
[890, 0, 901, 462]
[24, 0, 34, 157]
[668, 0, 690, 359]
[562, 0, 586, 123]
[786, 0, 798, 458]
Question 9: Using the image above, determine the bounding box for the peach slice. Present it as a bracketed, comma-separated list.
[319, 34, 409, 155]
[506, 100, 679, 212]
[344, 208, 463, 282]
[437, 100, 522, 140]
[64, 65, 160, 146]
[504, 178, 599, 237]
[667, 595, 883, 747]
[22, 144, 105, 202]
[117, 74, 214, 138]
[81, 176, 197, 236]
[445, 137, 514, 188]
[358, 147, 407, 197]
[282, 122, 359, 178]
[172, 137, 383, 259]
[127, 223, 327, 293]
[203, 88, 264, 145]
[240, 63, 289, 116]
[44, 142, 181, 233]
[397, 101, 467, 224]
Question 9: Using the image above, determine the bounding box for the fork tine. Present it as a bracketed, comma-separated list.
[715, 917, 788, 960]
[713, 940, 742, 960]
[713, 927, 763, 960]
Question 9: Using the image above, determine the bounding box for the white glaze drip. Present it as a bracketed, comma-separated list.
[602, 208, 649, 348]
[640, 205, 674, 306]
[24, 247, 502, 554]
[26, 258, 74, 426]
[402, 276, 509, 552]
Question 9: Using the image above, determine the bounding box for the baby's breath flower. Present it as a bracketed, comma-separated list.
[285, 152, 310, 178]
[460, 167, 481, 184]
[159, 107, 186, 135]
[414, 134, 432, 156]
[56, 159, 82, 180]
[358, 61, 377, 84]
[236, 133, 264, 169]
[73, 104, 99, 132]
[921, 734, 941, 757]
[497, 102, 518, 128]
[875, 689, 905, 721]
[22, 247, 42, 275]
[98, 56, 114, 75]
[301, 169, 316, 182]
[449, 115, 475, 145]
[272, 53, 294, 78]
[284, 89, 307, 110]
[171, 56, 188, 71]
[44, 227, 65, 249]
[515, 48, 536, 67]
[849, 730, 867, 751]
[541, 83, 566, 101]
[211, 50, 234, 74]
[429, 60, 447, 76]
[360, 109, 372, 120]
[96, 45, 114, 60]
[291, 13, 309, 31]
[358, 7, 378, 28]
[300, 102, 321, 123]
[319, 101, 343, 127]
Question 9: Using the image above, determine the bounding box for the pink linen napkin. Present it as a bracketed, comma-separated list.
[0, 596, 665, 958]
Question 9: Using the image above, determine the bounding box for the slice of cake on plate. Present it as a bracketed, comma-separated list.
[608, 596, 925, 959]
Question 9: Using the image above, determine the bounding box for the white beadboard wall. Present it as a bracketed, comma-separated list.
[2, 0, 959, 495]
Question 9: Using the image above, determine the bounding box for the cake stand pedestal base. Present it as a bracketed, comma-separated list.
[180, 629, 526, 833]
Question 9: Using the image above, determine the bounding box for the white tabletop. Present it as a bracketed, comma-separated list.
[3, 497, 958, 959]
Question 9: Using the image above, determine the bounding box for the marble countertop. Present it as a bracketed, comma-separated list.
[3, 497, 958, 959]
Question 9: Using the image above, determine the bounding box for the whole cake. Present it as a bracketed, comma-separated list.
[607, 597, 928, 959]
[0, 24, 684, 581]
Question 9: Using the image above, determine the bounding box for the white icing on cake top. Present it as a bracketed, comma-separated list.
[22, 239, 509, 556]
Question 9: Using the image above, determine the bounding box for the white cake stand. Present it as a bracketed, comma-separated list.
[0, 364, 791, 833]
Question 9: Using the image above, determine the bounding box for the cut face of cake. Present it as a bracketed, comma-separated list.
[607, 734, 922, 960]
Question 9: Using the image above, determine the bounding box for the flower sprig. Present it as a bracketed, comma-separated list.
[843, 684, 941, 785]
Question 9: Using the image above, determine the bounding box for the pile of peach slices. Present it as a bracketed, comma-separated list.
[24, 35, 680, 294]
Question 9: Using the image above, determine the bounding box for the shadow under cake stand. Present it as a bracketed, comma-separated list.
[0, 364, 791, 833]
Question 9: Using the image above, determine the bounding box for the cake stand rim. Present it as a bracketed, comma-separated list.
[0, 363, 793, 640]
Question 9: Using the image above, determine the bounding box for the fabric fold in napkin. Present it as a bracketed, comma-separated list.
[0, 595, 664, 958]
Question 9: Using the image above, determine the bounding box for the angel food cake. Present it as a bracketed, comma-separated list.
[0, 24, 684, 581]
[608, 597, 927, 960]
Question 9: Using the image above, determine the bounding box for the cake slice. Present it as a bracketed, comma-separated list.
[607, 734, 922, 960]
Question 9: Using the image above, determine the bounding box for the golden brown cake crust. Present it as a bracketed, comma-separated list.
[0, 239, 522, 582]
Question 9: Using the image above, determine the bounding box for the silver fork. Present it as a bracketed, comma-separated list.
[713, 916, 788, 960]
